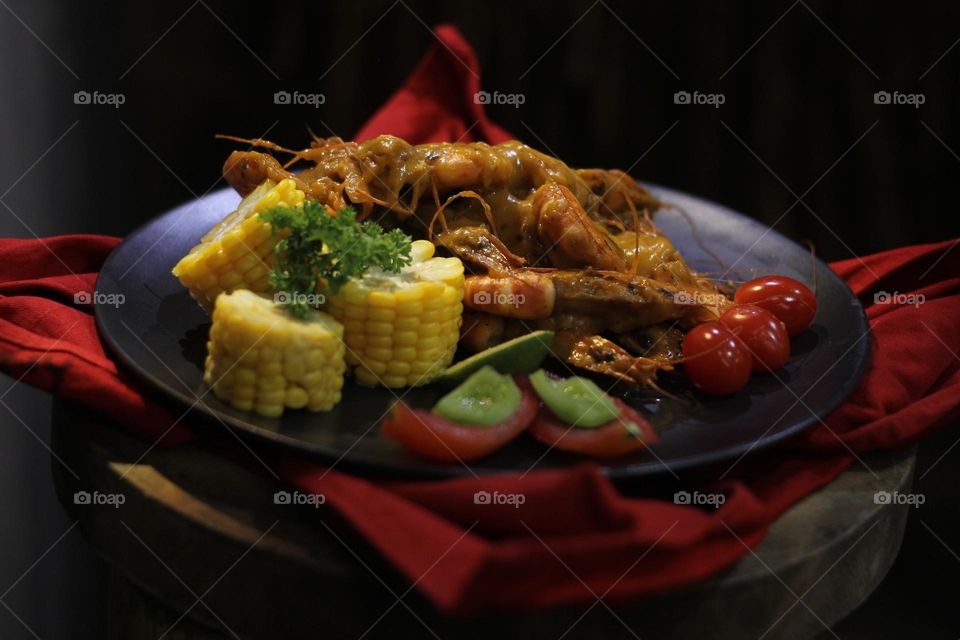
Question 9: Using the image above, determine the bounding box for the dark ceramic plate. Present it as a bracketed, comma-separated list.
[95, 185, 870, 478]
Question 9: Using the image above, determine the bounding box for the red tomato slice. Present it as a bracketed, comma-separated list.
[528, 399, 658, 458]
[381, 376, 539, 462]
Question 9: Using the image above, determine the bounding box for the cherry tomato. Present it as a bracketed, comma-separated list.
[682, 322, 752, 395]
[528, 399, 658, 457]
[719, 305, 790, 372]
[734, 276, 817, 336]
[381, 376, 538, 462]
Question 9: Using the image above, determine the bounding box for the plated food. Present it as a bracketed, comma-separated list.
[168, 133, 817, 462]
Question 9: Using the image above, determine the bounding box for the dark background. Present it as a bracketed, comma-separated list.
[4, 1, 959, 250]
[1, 1, 959, 638]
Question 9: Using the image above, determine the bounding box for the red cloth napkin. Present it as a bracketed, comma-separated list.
[354, 25, 512, 145]
[0, 235, 191, 445]
[3, 25, 959, 615]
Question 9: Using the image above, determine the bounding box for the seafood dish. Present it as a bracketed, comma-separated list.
[169, 134, 817, 461]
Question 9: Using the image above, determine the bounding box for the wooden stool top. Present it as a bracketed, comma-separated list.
[51, 399, 914, 640]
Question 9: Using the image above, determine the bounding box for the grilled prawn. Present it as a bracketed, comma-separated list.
[217, 133, 729, 386]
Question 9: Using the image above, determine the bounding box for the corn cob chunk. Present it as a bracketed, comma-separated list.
[326, 240, 465, 388]
[204, 289, 346, 417]
[173, 179, 305, 312]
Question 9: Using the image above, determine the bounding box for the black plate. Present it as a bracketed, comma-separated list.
[95, 186, 870, 478]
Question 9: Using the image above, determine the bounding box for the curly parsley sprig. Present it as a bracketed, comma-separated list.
[260, 201, 411, 319]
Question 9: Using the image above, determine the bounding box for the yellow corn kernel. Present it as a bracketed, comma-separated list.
[285, 387, 309, 409]
[386, 361, 411, 376]
[172, 180, 306, 312]
[204, 289, 345, 417]
[394, 317, 420, 331]
[394, 347, 418, 362]
[367, 307, 395, 322]
[366, 322, 394, 336]
[393, 331, 418, 346]
[366, 335, 393, 349]
[382, 375, 408, 388]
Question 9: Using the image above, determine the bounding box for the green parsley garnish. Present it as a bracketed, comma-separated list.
[260, 201, 412, 319]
